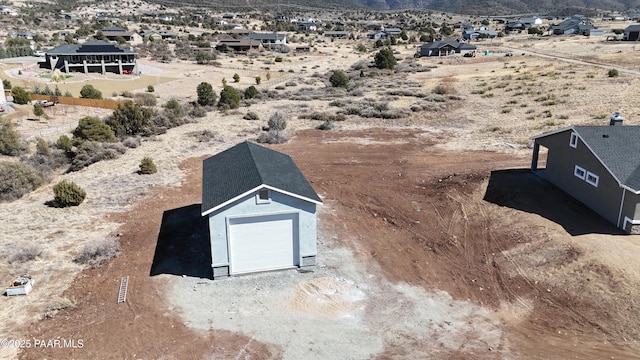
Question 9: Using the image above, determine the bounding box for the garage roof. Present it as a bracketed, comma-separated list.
[201, 141, 322, 216]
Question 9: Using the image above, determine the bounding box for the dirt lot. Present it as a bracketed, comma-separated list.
[2, 30, 640, 360]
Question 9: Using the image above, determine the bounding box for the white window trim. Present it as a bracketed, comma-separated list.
[586, 171, 599, 187]
[569, 133, 578, 148]
[574, 165, 586, 180]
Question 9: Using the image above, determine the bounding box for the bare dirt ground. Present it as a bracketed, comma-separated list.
[2, 32, 640, 359]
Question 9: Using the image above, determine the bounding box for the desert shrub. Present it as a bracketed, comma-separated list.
[218, 85, 241, 109]
[255, 76, 261, 85]
[105, 101, 156, 138]
[79, 84, 102, 99]
[190, 129, 219, 142]
[74, 237, 120, 268]
[0, 119, 27, 155]
[53, 180, 86, 207]
[233, 73, 240, 82]
[285, 81, 297, 87]
[122, 136, 141, 148]
[243, 111, 260, 120]
[374, 48, 397, 70]
[350, 88, 364, 96]
[316, 120, 336, 130]
[268, 112, 287, 131]
[73, 116, 117, 143]
[56, 135, 73, 152]
[36, 138, 50, 156]
[189, 104, 207, 118]
[197, 82, 216, 106]
[8, 243, 42, 263]
[69, 141, 126, 171]
[120, 91, 134, 98]
[0, 161, 45, 202]
[2, 78, 11, 90]
[299, 111, 346, 122]
[275, 56, 283, 62]
[329, 70, 349, 88]
[432, 84, 455, 95]
[134, 93, 157, 106]
[33, 102, 45, 117]
[138, 156, 157, 174]
[147, 85, 155, 92]
[257, 130, 290, 144]
[244, 85, 260, 99]
[608, 68, 619, 77]
[11, 86, 30, 104]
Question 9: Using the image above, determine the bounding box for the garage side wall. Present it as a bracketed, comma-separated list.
[208, 190, 317, 278]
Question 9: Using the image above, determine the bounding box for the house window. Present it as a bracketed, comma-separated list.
[586, 172, 599, 187]
[256, 189, 270, 204]
[574, 165, 586, 180]
[569, 133, 578, 148]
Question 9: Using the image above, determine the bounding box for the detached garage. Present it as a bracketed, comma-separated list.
[201, 141, 322, 279]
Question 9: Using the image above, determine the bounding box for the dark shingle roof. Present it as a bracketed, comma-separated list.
[201, 141, 321, 215]
[573, 126, 640, 191]
[46, 41, 134, 55]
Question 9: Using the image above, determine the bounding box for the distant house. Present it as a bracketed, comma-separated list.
[297, 22, 316, 31]
[505, 21, 525, 32]
[384, 27, 402, 36]
[139, 29, 178, 41]
[216, 38, 263, 52]
[101, 26, 136, 42]
[623, 25, 640, 41]
[41, 40, 136, 74]
[520, 17, 543, 26]
[324, 31, 349, 39]
[463, 29, 498, 40]
[418, 41, 476, 57]
[549, 16, 589, 35]
[367, 32, 387, 40]
[531, 117, 640, 233]
[247, 33, 287, 47]
[8, 30, 34, 40]
[201, 141, 322, 278]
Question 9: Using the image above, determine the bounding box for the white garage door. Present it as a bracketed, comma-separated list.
[228, 213, 298, 275]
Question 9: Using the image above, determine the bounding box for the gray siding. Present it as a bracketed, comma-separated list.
[536, 129, 623, 225]
[207, 189, 317, 275]
[620, 190, 640, 230]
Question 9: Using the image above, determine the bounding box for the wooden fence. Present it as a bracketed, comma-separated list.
[28, 94, 123, 110]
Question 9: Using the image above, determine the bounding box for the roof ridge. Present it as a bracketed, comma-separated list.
[244, 141, 266, 185]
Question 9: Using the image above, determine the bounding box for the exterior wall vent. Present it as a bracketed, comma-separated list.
[610, 111, 624, 126]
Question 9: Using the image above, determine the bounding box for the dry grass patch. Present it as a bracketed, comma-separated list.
[74, 237, 121, 268]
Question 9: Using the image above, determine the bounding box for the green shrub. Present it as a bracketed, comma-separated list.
[233, 73, 240, 82]
[2, 78, 11, 90]
[607, 68, 619, 77]
[79, 84, 102, 99]
[69, 141, 126, 171]
[105, 101, 156, 138]
[329, 70, 349, 88]
[0, 119, 27, 155]
[196, 82, 216, 106]
[374, 48, 397, 70]
[53, 180, 86, 207]
[73, 116, 117, 143]
[244, 85, 260, 99]
[218, 85, 241, 109]
[11, 86, 30, 104]
[147, 84, 155, 92]
[268, 112, 287, 131]
[243, 111, 260, 120]
[33, 102, 45, 117]
[139, 156, 157, 174]
[0, 161, 45, 202]
[56, 135, 73, 152]
[36, 138, 50, 156]
[275, 56, 283, 62]
[255, 76, 261, 85]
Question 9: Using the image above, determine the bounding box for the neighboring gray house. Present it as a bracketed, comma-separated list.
[549, 16, 589, 35]
[201, 141, 322, 279]
[623, 24, 640, 41]
[531, 119, 640, 233]
[41, 41, 136, 74]
[247, 32, 287, 47]
[418, 41, 476, 57]
[463, 29, 498, 40]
